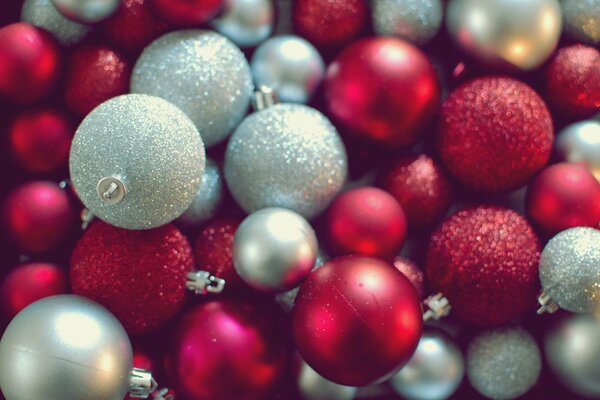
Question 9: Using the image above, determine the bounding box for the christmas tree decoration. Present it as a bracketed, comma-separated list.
[293, 256, 423, 386]
[372, 0, 443, 45]
[437, 76, 553, 193]
[151, 0, 223, 27]
[394, 257, 426, 299]
[297, 357, 357, 400]
[131, 30, 253, 147]
[51, 0, 120, 23]
[69, 94, 205, 230]
[562, 0, 600, 46]
[211, 0, 274, 48]
[176, 159, 223, 228]
[556, 120, 600, 181]
[21, 0, 91, 46]
[225, 103, 347, 219]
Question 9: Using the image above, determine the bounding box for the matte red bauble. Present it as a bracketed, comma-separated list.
[292, 256, 423, 386]
[152, 0, 223, 27]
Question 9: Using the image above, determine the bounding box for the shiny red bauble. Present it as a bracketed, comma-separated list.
[325, 37, 440, 147]
[152, 0, 223, 26]
[164, 299, 288, 400]
[526, 163, 600, 237]
[426, 206, 541, 327]
[0, 23, 60, 103]
[326, 187, 407, 259]
[293, 256, 422, 386]
[437, 76, 553, 194]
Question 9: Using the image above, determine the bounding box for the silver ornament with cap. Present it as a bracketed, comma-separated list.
[556, 119, 600, 182]
[211, 0, 274, 48]
[51, 0, 120, 23]
[176, 159, 223, 228]
[372, 0, 443, 45]
[22, 0, 91, 46]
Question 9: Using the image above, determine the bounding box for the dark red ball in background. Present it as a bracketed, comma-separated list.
[394, 256, 426, 299]
[152, 0, 223, 27]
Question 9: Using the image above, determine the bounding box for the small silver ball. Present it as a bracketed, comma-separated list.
[211, 0, 274, 48]
[224, 103, 347, 219]
[390, 331, 464, 400]
[22, 0, 91, 46]
[298, 358, 357, 400]
[372, 0, 443, 45]
[557, 120, 600, 182]
[540, 227, 600, 313]
[562, 0, 600, 45]
[176, 159, 223, 228]
[51, 0, 120, 23]
[251, 35, 325, 104]
[234, 207, 318, 292]
[0, 295, 133, 400]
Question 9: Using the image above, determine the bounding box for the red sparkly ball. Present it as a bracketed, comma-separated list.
[152, 0, 223, 27]
[526, 162, 600, 237]
[326, 187, 407, 259]
[64, 44, 131, 117]
[394, 257, 426, 299]
[437, 76, 553, 194]
[545, 44, 600, 118]
[70, 221, 194, 334]
[293, 256, 423, 386]
[425, 206, 541, 327]
[325, 37, 440, 147]
[380, 154, 453, 230]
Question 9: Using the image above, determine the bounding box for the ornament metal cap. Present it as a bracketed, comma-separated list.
[537, 290, 559, 314]
[423, 292, 451, 321]
[186, 270, 226, 295]
[97, 176, 126, 205]
[253, 85, 278, 111]
[128, 368, 157, 398]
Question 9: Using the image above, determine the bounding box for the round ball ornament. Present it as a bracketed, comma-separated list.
[211, 0, 274, 48]
[297, 358, 357, 400]
[69, 94, 205, 230]
[51, 0, 120, 23]
[21, 0, 91, 46]
[394, 257, 426, 299]
[176, 159, 223, 228]
[557, 120, 600, 181]
[152, 0, 223, 27]
[562, 0, 600, 46]
[372, 0, 443, 45]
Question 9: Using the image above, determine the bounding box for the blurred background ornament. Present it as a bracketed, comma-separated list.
[176, 159, 223, 228]
[21, 0, 90, 46]
[562, 0, 600, 46]
[211, 0, 274, 48]
[556, 120, 600, 181]
[297, 357, 357, 400]
[151, 0, 223, 27]
[393, 257, 426, 299]
[52, 0, 121, 23]
[372, 0, 442, 46]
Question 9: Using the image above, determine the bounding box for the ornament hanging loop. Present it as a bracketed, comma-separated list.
[186, 270, 226, 295]
[423, 292, 451, 321]
[537, 291, 559, 314]
[153, 388, 175, 400]
[253, 85, 278, 111]
[97, 176, 126, 204]
[128, 368, 157, 398]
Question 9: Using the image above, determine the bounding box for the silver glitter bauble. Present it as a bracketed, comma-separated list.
[275, 250, 328, 312]
[211, 0, 274, 48]
[224, 103, 347, 219]
[557, 120, 600, 182]
[446, 0, 562, 70]
[539, 227, 600, 313]
[0, 295, 133, 400]
[21, 0, 90, 46]
[251, 35, 324, 104]
[372, 0, 443, 46]
[70, 94, 205, 230]
[298, 358, 357, 400]
[234, 207, 318, 292]
[176, 159, 223, 228]
[390, 331, 464, 400]
[562, 0, 600, 45]
[51, 0, 120, 23]
[467, 327, 541, 400]
[131, 30, 253, 147]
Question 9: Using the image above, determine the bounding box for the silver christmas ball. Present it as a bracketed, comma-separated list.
[22, 0, 91, 46]
[251, 35, 325, 104]
[233, 207, 318, 292]
[298, 358, 357, 400]
[211, 0, 274, 48]
[372, 0, 443, 45]
[224, 103, 347, 219]
[557, 120, 600, 182]
[70, 94, 205, 230]
[176, 159, 223, 228]
[562, 0, 600, 45]
[51, 0, 120, 23]
[275, 250, 328, 312]
[390, 331, 464, 400]
[0, 295, 133, 400]
[539, 227, 600, 313]
[131, 30, 253, 147]
[446, 0, 562, 70]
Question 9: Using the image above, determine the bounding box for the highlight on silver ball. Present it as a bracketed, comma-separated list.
[21, 0, 91, 46]
[556, 120, 600, 182]
[51, 0, 120, 23]
[211, 0, 274, 48]
[372, 0, 443, 45]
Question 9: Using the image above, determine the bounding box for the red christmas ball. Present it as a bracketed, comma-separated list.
[526, 162, 600, 237]
[0, 23, 60, 103]
[380, 154, 453, 230]
[325, 37, 440, 147]
[152, 0, 223, 27]
[70, 221, 194, 334]
[293, 256, 422, 386]
[437, 76, 553, 194]
[164, 299, 288, 400]
[426, 206, 541, 327]
[326, 187, 407, 259]
[394, 256, 426, 299]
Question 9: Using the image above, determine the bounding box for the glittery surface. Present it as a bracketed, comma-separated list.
[539, 227, 600, 313]
[393, 257, 426, 299]
[21, 0, 90, 46]
[467, 327, 541, 400]
[562, 0, 600, 45]
[425, 206, 542, 326]
[372, 0, 442, 45]
[437, 76, 553, 194]
[176, 159, 223, 227]
[225, 103, 347, 219]
[69, 94, 205, 230]
[131, 30, 253, 147]
[71, 221, 194, 334]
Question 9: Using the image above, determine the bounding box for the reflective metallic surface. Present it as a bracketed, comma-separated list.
[298, 358, 357, 400]
[556, 120, 600, 181]
[211, 0, 274, 48]
[51, 0, 120, 23]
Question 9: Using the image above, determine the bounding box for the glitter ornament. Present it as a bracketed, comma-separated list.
[69, 94, 205, 230]
[21, 0, 90, 46]
[51, 0, 120, 23]
[225, 103, 347, 219]
[297, 357, 357, 400]
[131, 30, 253, 147]
[557, 120, 600, 181]
[211, 0, 274, 48]
[372, 0, 443, 45]
[176, 159, 223, 228]
[152, 0, 223, 27]
[562, 0, 600, 46]
[394, 257, 426, 299]
[437, 76, 553, 194]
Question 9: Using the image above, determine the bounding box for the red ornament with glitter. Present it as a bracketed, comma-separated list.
[426, 206, 541, 327]
[152, 0, 223, 27]
[437, 76, 553, 194]
[394, 257, 426, 299]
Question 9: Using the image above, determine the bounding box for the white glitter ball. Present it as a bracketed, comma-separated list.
[176, 159, 223, 228]
[372, 0, 443, 45]
[562, 0, 600, 45]
[21, 0, 91, 46]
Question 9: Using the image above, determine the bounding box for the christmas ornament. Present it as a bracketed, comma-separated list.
[251, 35, 324, 104]
[437, 76, 553, 193]
[380, 154, 453, 230]
[21, 0, 90, 46]
[69, 94, 205, 230]
[394, 257, 426, 299]
[390, 331, 464, 400]
[562, 0, 600, 46]
[525, 162, 600, 236]
[293, 256, 423, 386]
[372, 0, 442, 45]
[297, 357, 357, 400]
[325, 37, 440, 147]
[467, 327, 541, 400]
[446, 0, 562, 70]
[176, 159, 223, 228]
[426, 206, 541, 326]
[326, 187, 407, 259]
[211, 0, 274, 48]
[51, 0, 120, 23]
[275, 251, 328, 313]
[131, 30, 252, 147]
[225, 103, 347, 219]
[152, 0, 223, 27]
[0, 23, 60, 103]
[557, 120, 600, 181]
